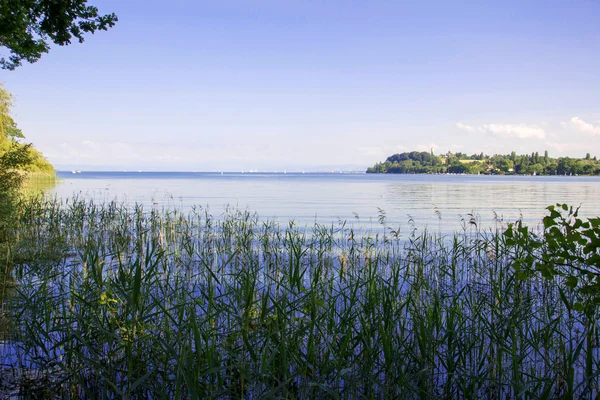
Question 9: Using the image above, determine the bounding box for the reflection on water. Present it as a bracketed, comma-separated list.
[21, 175, 57, 197]
[47, 172, 600, 236]
[2, 175, 55, 343]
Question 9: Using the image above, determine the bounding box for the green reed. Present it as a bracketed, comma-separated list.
[1, 196, 598, 398]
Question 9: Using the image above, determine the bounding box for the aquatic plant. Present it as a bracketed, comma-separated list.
[1, 197, 598, 398]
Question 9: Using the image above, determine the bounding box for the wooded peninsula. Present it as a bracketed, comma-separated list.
[367, 151, 600, 175]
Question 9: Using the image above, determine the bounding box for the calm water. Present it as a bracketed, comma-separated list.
[49, 171, 600, 236]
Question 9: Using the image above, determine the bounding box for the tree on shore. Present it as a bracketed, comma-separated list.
[0, 84, 53, 185]
[0, 0, 117, 69]
[368, 151, 600, 175]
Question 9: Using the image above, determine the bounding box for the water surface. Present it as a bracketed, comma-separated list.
[50, 171, 600, 236]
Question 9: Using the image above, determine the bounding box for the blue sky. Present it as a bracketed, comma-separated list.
[2, 0, 600, 171]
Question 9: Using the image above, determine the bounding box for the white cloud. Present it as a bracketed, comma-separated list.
[570, 117, 600, 136]
[544, 142, 568, 153]
[416, 143, 437, 152]
[50, 140, 144, 163]
[49, 138, 373, 170]
[155, 153, 181, 161]
[358, 146, 386, 158]
[544, 141, 589, 153]
[358, 145, 407, 158]
[480, 124, 546, 139]
[456, 122, 475, 132]
[456, 122, 546, 139]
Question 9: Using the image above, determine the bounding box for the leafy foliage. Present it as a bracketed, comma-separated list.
[368, 150, 600, 175]
[367, 151, 445, 174]
[0, 142, 32, 246]
[505, 204, 600, 311]
[0, 142, 33, 194]
[0, 0, 117, 69]
[0, 85, 54, 248]
[0, 84, 53, 174]
[0, 83, 23, 138]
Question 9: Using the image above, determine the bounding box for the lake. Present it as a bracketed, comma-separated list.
[49, 171, 600, 236]
[5, 171, 600, 398]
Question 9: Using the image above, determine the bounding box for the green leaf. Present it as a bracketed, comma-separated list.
[516, 270, 530, 281]
[564, 276, 578, 289]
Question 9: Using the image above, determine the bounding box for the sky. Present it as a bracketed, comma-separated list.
[2, 0, 600, 171]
